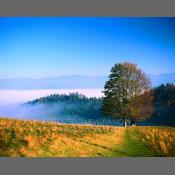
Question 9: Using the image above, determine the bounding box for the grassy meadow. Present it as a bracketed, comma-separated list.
[0, 118, 175, 157]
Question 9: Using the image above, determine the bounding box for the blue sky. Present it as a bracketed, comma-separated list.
[0, 17, 174, 78]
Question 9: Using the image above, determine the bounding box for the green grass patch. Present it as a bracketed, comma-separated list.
[107, 127, 158, 157]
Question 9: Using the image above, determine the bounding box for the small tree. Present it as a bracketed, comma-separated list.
[102, 62, 153, 127]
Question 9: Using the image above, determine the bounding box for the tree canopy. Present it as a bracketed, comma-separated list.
[153, 83, 175, 118]
[102, 62, 153, 126]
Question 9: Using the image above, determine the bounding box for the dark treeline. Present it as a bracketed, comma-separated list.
[147, 83, 175, 126]
[28, 84, 175, 125]
[154, 83, 175, 108]
[28, 93, 102, 118]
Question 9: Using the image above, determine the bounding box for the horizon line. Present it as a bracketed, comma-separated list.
[0, 72, 175, 80]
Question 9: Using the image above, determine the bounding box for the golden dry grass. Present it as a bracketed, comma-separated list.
[133, 126, 175, 156]
[0, 118, 175, 157]
[0, 118, 124, 157]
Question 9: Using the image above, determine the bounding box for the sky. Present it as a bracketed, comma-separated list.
[0, 17, 175, 79]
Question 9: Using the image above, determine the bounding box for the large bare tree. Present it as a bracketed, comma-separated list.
[102, 62, 153, 127]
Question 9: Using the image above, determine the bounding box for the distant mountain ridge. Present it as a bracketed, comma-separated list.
[0, 73, 174, 89]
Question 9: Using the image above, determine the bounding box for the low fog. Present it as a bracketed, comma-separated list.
[0, 89, 102, 116]
[0, 103, 63, 120]
[0, 89, 121, 125]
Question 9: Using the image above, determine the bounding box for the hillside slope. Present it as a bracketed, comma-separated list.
[0, 118, 174, 157]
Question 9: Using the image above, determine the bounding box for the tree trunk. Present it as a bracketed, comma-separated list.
[130, 116, 136, 126]
[123, 117, 127, 127]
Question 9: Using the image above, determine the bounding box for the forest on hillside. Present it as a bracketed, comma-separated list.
[146, 83, 175, 126]
[28, 93, 102, 118]
[28, 84, 175, 126]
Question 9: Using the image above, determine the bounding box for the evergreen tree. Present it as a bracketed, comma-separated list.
[153, 83, 175, 118]
[28, 93, 102, 118]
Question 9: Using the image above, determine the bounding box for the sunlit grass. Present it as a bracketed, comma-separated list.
[133, 126, 175, 156]
[0, 118, 175, 157]
[0, 118, 122, 157]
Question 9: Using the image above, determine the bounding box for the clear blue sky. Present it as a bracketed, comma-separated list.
[0, 17, 174, 78]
